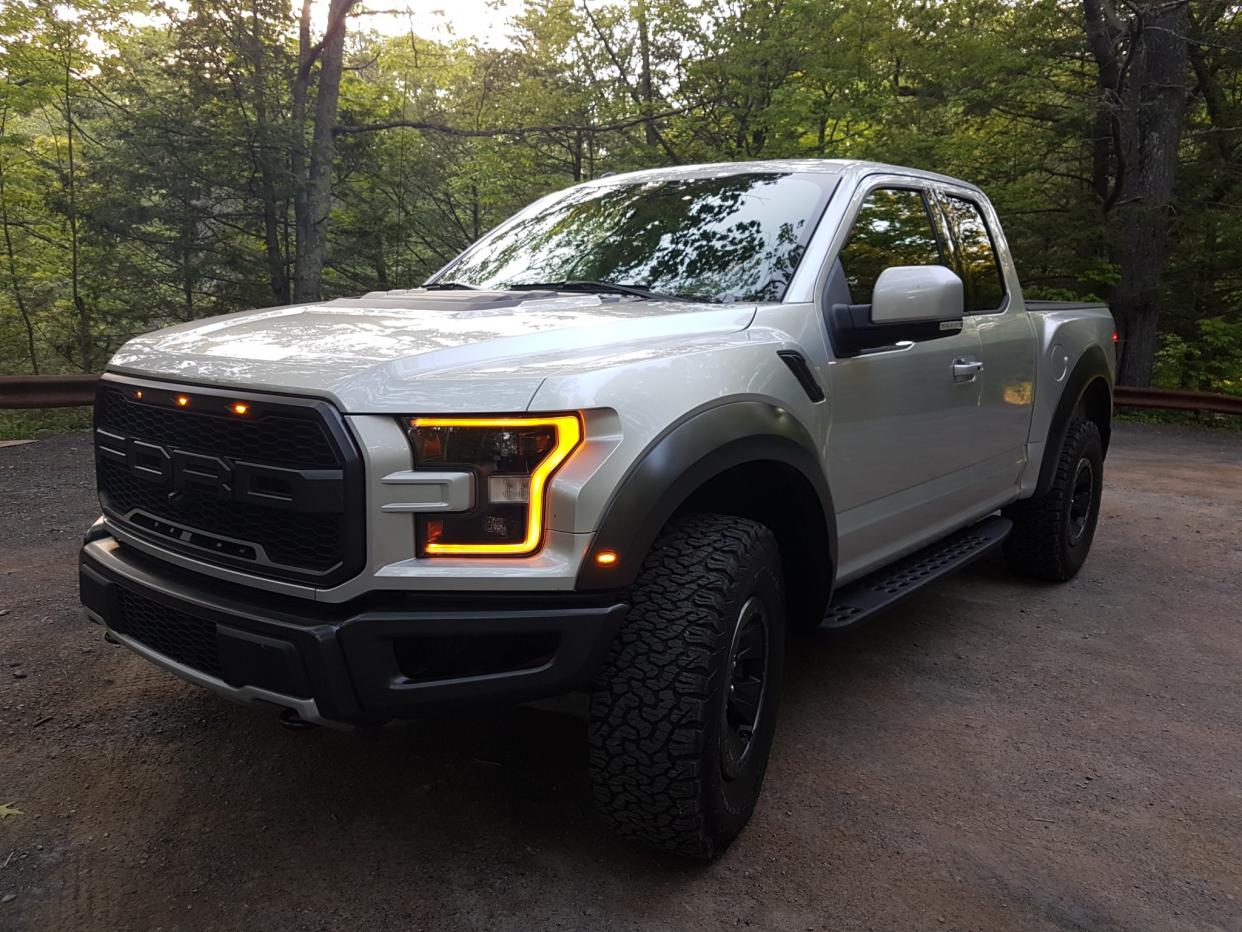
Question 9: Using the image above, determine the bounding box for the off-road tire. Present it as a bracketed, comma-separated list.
[588, 513, 786, 859]
[1004, 417, 1104, 581]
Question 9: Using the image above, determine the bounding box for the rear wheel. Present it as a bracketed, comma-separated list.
[588, 513, 785, 859]
[1004, 417, 1104, 581]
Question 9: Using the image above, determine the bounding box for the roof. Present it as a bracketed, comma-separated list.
[581, 158, 980, 192]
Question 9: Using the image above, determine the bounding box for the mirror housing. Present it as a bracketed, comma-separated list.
[829, 265, 965, 357]
[870, 265, 964, 325]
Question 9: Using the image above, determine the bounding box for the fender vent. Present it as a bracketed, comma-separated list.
[777, 351, 825, 402]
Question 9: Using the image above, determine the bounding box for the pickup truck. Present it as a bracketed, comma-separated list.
[79, 159, 1116, 859]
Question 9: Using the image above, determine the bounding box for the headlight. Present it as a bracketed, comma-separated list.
[402, 415, 582, 556]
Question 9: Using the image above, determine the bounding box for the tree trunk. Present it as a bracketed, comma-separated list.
[1083, 0, 1190, 386]
[247, 0, 290, 304]
[291, 0, 312, 292]
[292, 0, 356, 303]
[636, 0, 658, 149]
[470, 183, 480, 240]
[0, 103, 39, 373]
[374, 230, 389, 290]
[62, 44, 91, 372]
[1084, 10, 1120, 205]
[180, 208, 195, 320]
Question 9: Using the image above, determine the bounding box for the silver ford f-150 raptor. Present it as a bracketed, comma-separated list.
[80, 159, 1115, 858]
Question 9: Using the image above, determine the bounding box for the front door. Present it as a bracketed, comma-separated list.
[822, 183, 987, 583]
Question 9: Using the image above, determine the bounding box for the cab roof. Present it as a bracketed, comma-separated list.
[581, 159, 982, 194]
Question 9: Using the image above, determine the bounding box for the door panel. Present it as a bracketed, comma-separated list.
[823, 182, 992, 583]
[827, 324, 984, 583]
[972, 309, 1037, 475]
[936, 190, 1036, 494]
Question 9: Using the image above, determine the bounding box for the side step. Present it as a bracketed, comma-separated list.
[821, 515, 1012, 632]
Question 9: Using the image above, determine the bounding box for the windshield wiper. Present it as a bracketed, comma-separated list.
[504, 280, 703, 302]
[423, 280, 480, 290]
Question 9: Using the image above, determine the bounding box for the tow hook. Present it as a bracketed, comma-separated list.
[279, 708, 317, 730]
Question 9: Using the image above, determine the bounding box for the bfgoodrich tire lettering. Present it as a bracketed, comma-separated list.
[1004, 417, 1104, 581]
[588, 513, 786, 859]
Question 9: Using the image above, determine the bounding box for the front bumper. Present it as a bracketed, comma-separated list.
[80, 537, 627, 728]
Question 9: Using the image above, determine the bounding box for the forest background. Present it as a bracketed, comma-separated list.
[1, 0, 1240, 412]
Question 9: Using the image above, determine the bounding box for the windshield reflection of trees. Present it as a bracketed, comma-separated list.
[440, 174, 827, 302]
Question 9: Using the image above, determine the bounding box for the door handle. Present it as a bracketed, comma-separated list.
[952, 358, 984, 382]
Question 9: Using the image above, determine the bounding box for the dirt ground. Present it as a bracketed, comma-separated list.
[0, 422, 1239, 932]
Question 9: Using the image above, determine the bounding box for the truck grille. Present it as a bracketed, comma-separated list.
[93, 379, 365, 586]
[113, 588, 223, 679]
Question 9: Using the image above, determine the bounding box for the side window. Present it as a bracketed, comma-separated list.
[838, 188, 945, 305]
[941, 195, 1005, 313]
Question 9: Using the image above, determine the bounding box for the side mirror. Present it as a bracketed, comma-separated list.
[870, 265, 964, 325]
[829, 265, 965, 357]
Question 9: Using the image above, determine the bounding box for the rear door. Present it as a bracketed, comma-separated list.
[824, 180, 986, 583]
[931, 186, 1037, 497]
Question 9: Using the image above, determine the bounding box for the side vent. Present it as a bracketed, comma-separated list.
[776, 351, 826, 403]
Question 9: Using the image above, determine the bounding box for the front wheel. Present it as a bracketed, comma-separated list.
[1004, 417, 1104, 581]
[588, 513, 785, 859]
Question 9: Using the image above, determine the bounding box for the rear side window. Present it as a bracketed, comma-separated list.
[941, 196, 1005, 312]
[838, 188, 945, 305]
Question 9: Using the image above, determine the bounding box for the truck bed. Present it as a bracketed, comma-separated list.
[1025, 300, 1110, 315]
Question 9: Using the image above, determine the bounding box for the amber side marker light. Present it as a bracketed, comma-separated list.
[411, 415, 583, 556]
[594, 550, 619, 567]
[231, 402, 249, 415]
[176, 395, 190, 407]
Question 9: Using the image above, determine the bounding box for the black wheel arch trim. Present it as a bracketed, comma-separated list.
[1035, 344, 1113, 498]
[576, 399, 837, 591]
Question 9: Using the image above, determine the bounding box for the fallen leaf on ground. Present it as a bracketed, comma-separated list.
[0, 804, 22, 819]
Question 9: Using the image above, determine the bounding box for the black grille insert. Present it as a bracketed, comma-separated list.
[113, 589, 222, 679]
[97, 388, 339, 469]
[94, 381, 365, 585]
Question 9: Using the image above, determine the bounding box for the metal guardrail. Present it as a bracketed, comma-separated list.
[0, 374, 99, 409]
[1113, 386, 1242, 416]
[2, 374, 1241, 415]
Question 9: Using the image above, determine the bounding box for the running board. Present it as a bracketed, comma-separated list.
[821, 515, 1012, 632]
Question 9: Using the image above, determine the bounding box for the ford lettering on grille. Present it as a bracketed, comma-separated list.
[95, 429, 343, 513]
[92, 383, 363, 585]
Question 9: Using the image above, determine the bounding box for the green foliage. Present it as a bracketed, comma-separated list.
[1153, 318, 1242, 396]
[0, 0, 1239, 384]
[0, 407, 92, 440]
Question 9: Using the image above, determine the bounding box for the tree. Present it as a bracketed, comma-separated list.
[292, 0, 360, 302]
[1, 0, 1240, 389]
[1083, 0, 1192, 386]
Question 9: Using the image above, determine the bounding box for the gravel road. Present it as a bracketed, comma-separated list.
[1, 423, 1240, 932]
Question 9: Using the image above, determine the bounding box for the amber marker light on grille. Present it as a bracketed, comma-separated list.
[176, 395, 190, 407]
[410, 415, 582, 556]
[594, 550, 619, 567]
[231, 402, 249, 415]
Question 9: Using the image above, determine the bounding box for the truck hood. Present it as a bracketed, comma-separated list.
[108, 289, 757, 412]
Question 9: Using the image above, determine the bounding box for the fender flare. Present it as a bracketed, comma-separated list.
[1035, 344, 1113, 498]
[576, 400, 837, 591]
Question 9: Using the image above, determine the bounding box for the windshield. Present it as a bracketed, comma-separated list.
[430, 172, 837, 304]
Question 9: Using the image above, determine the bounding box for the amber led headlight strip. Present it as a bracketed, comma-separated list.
[405, 415, 583, 556]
